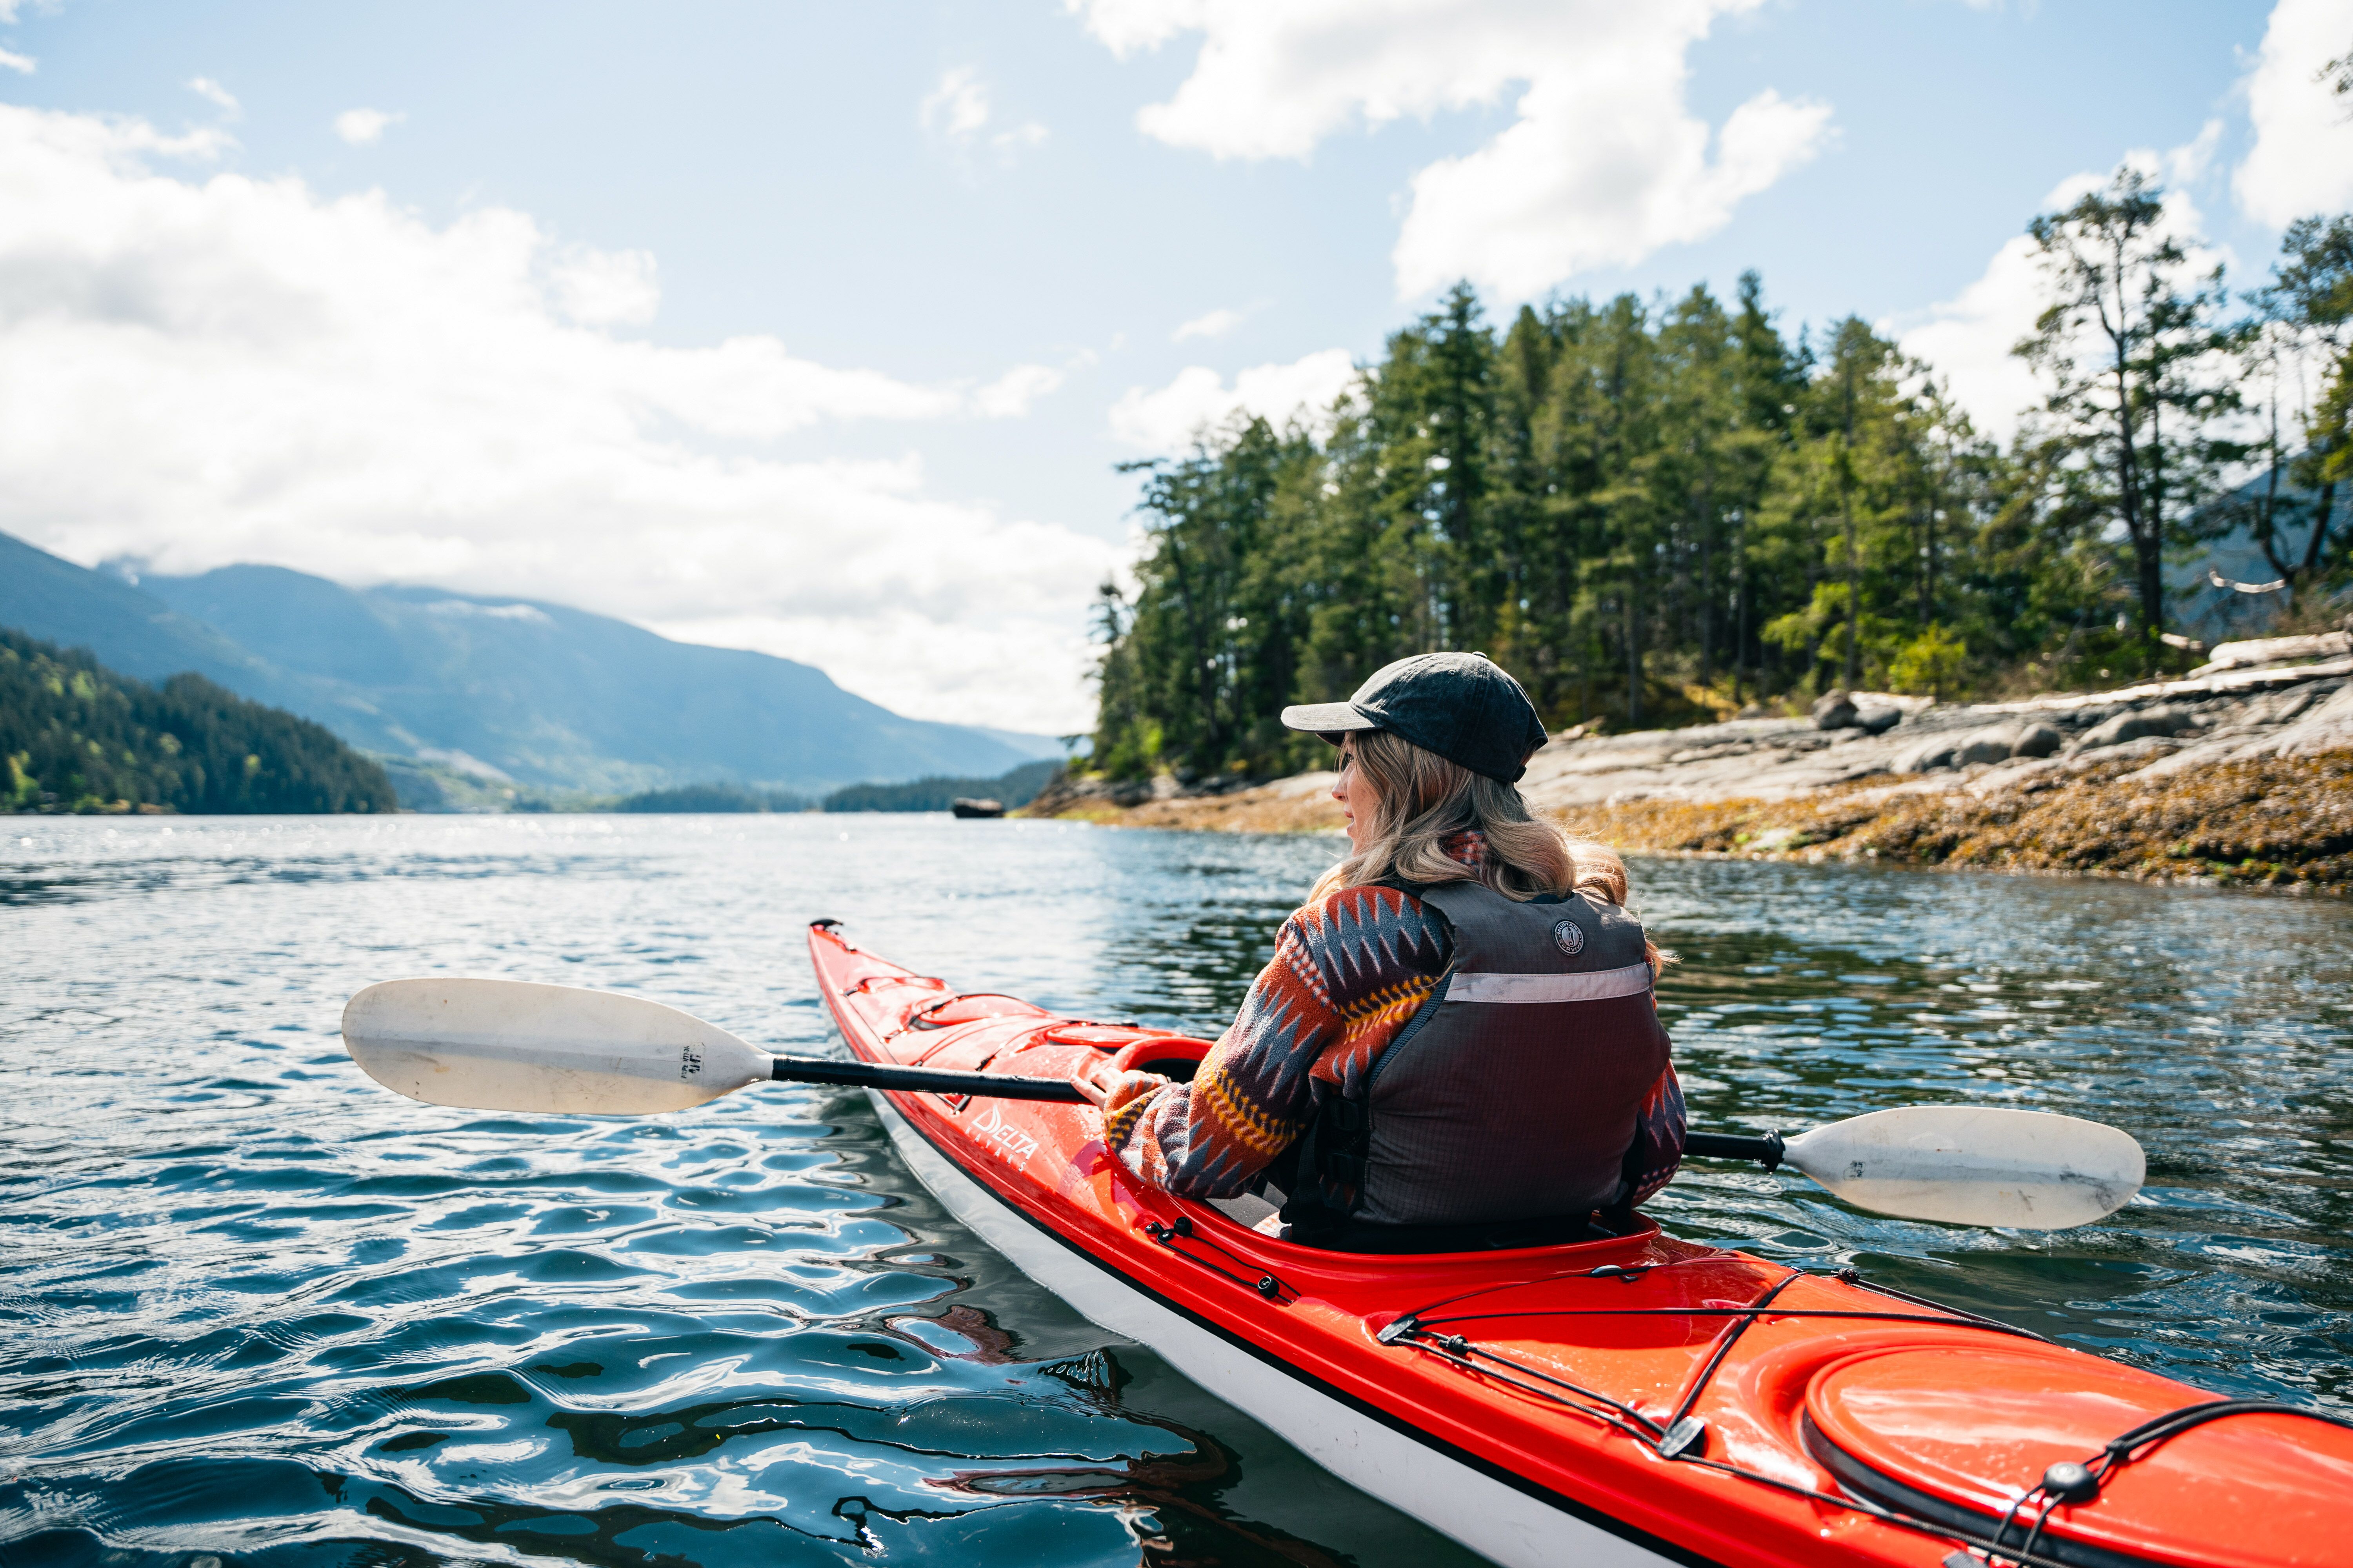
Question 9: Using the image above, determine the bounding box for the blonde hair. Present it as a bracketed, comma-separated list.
[1309, 728, 1635, 909]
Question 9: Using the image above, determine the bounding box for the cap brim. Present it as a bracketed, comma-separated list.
[1280, 702, 1377, 740]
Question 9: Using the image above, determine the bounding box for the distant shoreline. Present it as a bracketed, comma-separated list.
[1027, 649, 2353, 896]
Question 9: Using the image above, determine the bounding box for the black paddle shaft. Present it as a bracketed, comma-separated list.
[773, 1053, 1796, 1166]
[1682, 1130, 1787, 1170]
[770, 1054, 1091, 1102]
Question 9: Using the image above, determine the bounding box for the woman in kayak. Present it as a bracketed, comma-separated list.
[1101, 652, 1685, 1252]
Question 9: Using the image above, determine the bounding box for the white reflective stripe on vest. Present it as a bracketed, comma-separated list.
[1444, 962, 1653, 1004]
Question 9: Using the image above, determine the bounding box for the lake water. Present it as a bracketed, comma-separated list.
[4, 814, 2349, 1567]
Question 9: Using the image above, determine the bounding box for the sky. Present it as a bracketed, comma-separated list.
[0, 0, 2348, 734]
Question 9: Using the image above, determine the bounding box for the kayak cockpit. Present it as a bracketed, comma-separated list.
[1799, 1345, 2353, 1568]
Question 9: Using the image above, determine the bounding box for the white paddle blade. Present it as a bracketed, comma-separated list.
[342, 979, 771, 1115]
[1781, 1105, 2145, 1230]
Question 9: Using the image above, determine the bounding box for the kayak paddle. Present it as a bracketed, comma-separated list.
[341, 978, 2144, 1230]
[1684, 1110, 2144, 1231]
[340, 977, 1091, 1114]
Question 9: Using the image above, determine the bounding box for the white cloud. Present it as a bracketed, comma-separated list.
[0, 102, 1115, 732]
[973, 362, 1065, 418]
[1067, 0, 1830, 300]
[1896, 139, 2229, 444]
[334, 107, 402, 146]
[921, 66, 992, 141]
[187, 77, 240, 117]
[547, 245, 660, 327]
[1397, 80, 1831, 300]
[0, 45, 33, 74]
[1109, 347, 1359, 451]
[1172, 305, 1244, 341]
[2234, 0, 2353, 227]
[1065, 0, 1195, 56]
[2161, 116, 2224, 186]
[1892, 233, 2046, 445]
[919, 65, 1047, 160]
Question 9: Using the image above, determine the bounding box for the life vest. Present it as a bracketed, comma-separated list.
[1293, 879, 1671, 1234]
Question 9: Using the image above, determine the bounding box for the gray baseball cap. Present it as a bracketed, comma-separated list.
[1281, 652, 1549, 783]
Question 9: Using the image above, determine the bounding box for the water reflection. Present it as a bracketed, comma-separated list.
[1631, 857, 2353, 1406]
[2, 815, 2347, 1566]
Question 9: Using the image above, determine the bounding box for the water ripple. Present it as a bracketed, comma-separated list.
[3, 814, 2348, 1564]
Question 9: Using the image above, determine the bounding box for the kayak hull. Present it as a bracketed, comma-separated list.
[809, 921, 2353, 1568]
[863, 1085, 1673, 1568]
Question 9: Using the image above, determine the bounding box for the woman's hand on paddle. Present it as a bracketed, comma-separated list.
[1097, 1068, 1169, 1112]
[1069, 1057, 1168, 1110]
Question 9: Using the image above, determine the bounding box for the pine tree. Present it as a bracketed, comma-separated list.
[1081, 247, 2341, 781]
[2239, 215, 2353, 601]
[2017, 169, 2237, 663]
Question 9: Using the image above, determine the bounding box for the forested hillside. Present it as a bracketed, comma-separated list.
[612, 783, 810, 813]
[1093, 178, 2351, 782]
[607, 760, 1058, 813]
[819, 760, 1059, 812]
[1, 630, 393, 814]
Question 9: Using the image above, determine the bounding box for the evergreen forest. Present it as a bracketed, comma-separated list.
[608, 760, 1057, 814]
[2, 629, 395, 814]
[817, 760, 1059, 813]
[612, 783, 813, 813]
[1091, 174, 2353, 783]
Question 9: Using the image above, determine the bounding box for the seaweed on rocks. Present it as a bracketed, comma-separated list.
[1563, 751, 2353, 894]
[1041, 749, 2353, 896]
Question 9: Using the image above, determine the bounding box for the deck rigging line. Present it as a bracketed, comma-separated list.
[1371, 1263, 2348, 1568]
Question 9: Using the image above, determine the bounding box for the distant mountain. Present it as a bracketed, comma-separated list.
[0, 530, 1050, 795]
[967, 725, 1076, 761]
[0, 531, 296, 698]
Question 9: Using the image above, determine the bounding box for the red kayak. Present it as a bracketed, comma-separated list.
[808, 919, 2353, 1568]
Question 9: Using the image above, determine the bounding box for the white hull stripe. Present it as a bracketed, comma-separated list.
[861, 1086, 1709, 1568]
[1446, 962, 1654, 1004]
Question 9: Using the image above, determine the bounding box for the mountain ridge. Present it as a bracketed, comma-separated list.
[0, 530, 1055, 795]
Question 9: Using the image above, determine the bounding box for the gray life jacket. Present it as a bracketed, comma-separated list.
[1304, 879, 1671, 1229]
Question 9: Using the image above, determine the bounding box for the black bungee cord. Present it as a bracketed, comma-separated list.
[1381, 1262, 2352, 1568]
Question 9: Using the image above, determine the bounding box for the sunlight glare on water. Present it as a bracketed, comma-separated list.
[2, 814, 2348, 1565]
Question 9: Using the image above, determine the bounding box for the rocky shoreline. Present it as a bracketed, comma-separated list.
[1025, 632, 2353, 894]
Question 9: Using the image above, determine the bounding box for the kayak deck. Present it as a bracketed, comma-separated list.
[809, 920, 2353, 1568]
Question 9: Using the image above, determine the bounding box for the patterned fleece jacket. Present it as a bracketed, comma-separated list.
[1102, 834, 1686, 1211]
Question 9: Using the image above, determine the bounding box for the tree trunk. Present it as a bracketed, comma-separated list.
[2135, 531, 2165, 654]
[1578, 619, 1591, 723]
[1842, 493, 1860, 689]
[2303, 481, 2337, 580]
[1839, 357, 1860, 690]
[1625, 588, 1642, 725]
[2140, 394, 2166, 653]
[2104, 227, 2157, 656]
[1697, 471, 1715, 688]
[1732, 508, 1749, 704]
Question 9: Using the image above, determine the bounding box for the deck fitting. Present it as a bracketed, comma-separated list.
[1658, 1416, 1707, 1460]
